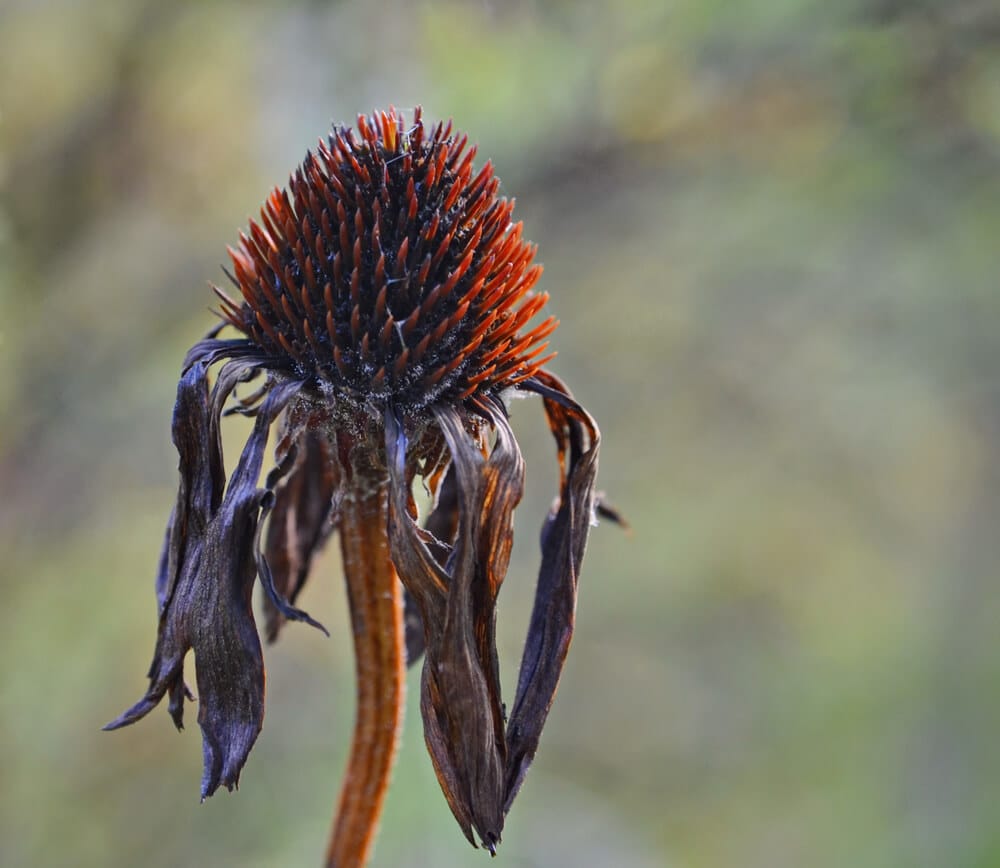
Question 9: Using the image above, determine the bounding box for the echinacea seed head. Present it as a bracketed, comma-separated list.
[216, 106, 558, 411]
[110, 103, 611, 868]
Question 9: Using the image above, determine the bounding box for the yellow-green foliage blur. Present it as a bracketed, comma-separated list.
[2, 1, 999, 866]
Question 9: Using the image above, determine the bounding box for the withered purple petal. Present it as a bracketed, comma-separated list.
[262, 429, 339, 642]
[403, 465, 460, 665]
[250, 423, 330, 637]
[154, 508, 174, 612]
[503, 373, 600, 811]
[254, 486, 330, 638]
[191, 376, 305, 797]
[385, 412, 474, 840]
[106, 360, 306, 800]
[405, 402, 522, 851]
[425, 405, 507, 849]
[384, 411, 449, 620]
[181, 334, 282, 374]
[105, 356, 222, 733]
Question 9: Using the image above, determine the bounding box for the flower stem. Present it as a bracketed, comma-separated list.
[326, 479, 406, 868]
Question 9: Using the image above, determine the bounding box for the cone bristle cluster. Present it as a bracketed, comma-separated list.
[216, 106, 557, 409]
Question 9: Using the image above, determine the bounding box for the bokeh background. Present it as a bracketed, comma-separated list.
[3, 0, 1000, 866]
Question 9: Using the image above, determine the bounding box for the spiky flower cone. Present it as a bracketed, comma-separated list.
[219, 106, 557, 409]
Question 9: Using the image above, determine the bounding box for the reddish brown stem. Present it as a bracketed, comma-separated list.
[326, 481, 406, 868]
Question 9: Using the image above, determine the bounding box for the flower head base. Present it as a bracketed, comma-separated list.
[108, 107, 610, 865]
[220, 106, 556, 412]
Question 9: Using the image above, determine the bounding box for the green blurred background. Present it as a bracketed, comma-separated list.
[3, 0, 1000, 866]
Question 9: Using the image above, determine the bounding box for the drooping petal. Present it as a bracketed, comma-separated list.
[106, 352, 305, 798]
[261, 427, 339, 642]
[384, 412, 466, 832]
[384, 411, 449, 622]
[194, 376, 305, 797]
[385, 402, 525, 852]
[107, 356, 221, 732]
[403, 465, 460, 665]
[503, 371, 600, 811]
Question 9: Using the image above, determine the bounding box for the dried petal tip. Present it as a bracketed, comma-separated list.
[221, 106, 555, 410]
[105, 352, 325, 801]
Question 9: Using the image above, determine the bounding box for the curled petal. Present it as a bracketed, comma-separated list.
[385, 412, 472, 840]
[106, 354, 305, 798]
[386, 402, 525, 851]
[108, 358, 220, 732]
[181, 332, 287, 374]
[261, 428, 339, 642]
[385, 411, 449, 621]
[403, 465, 460, 665]
[503, 372, 601, 811]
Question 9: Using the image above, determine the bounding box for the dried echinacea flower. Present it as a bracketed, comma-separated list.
[107, 106, 613, 866]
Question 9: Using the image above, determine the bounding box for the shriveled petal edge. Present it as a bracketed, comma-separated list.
[106, 350, 227, 734]
[404, 465, 461, 665]
[385, 400, 527, 852]
[425, 399, 524, 852]
[253, 432, 331, 638]
[385, 411, 473, 839]
[261, 428, 339, 643]
[105, 339, 322, 799]
[502, 371, 601, 812]
[193, 376, 305, 798]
